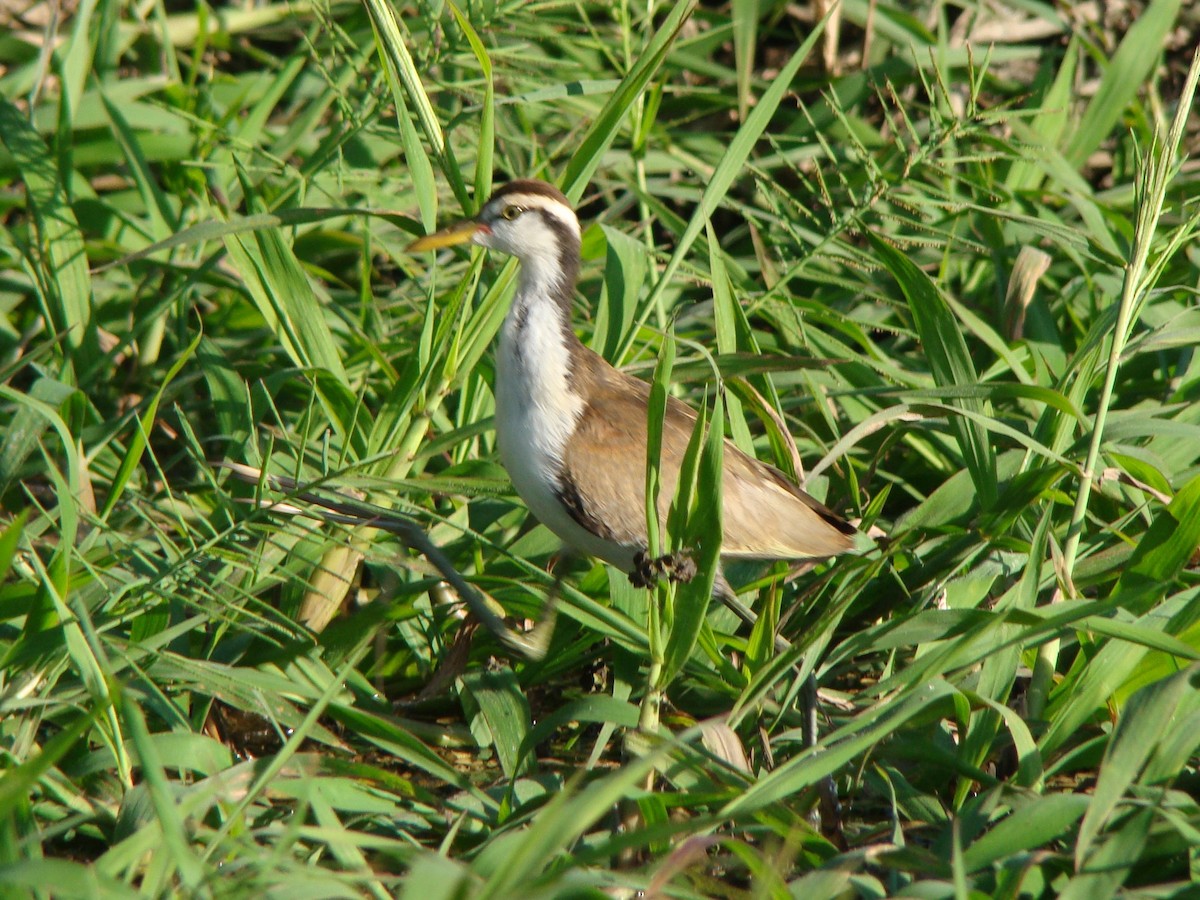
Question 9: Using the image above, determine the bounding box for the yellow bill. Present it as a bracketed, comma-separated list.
[407, 218, 481, 252]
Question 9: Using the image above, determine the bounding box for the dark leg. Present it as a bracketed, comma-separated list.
[805, 671, 844, 841]
[630, 549, 697, 589]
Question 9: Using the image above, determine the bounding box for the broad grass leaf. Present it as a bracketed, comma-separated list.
[786, 868, 863, 900]
[0, 377, 77, 500]
[645, 330, 674, 564]
[662, 395, 724, 686]
[962, 793, 1090, 874]
[1043, 475, 1200, 756]
[956, 507, 1053, 804]
[460, 667, 534, 780]
[0, 861, 132, 899]
[723, 680, 957, 816]
[868, 232, 997, 509]
[1082, 616, 1200, 662]
[120, 694, 205, 891]
[1113, 473, 1200, 607]
[1075, 663, 1200, 865]
[636, 792, 672, 856]
[0, 509, 29, 583]
[401, 853, 477, 900]
[1043, 593, 1200, 759]
[72, 731, 233, 781]
[195, 336, 253, 447]
[516, 695, 640, 774]
[1060, 807, 1153, 900]
[1064, 0, 1183, 168]
[0, 97, 97, 366]
[593, 225, 649, 360]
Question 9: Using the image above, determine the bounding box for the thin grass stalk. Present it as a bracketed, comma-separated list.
[613, 13, 829, 364]
[1029, 50, 1200, 720]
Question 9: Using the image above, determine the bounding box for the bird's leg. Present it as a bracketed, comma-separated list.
[629, 549, 697, 589]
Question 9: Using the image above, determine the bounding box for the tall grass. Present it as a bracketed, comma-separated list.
[1, 1, 1199, 896]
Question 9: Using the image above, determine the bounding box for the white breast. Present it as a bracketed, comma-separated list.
[494, 297, 635, 570]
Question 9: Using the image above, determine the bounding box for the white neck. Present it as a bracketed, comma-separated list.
[492, 261, 595, 547]
[495, 214, 581, 408]
[496, 273, 580, 444]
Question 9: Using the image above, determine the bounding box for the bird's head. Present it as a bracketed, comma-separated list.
[407, 179, 581, 262]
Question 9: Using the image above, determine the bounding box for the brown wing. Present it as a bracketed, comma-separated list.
[559, 347, 855, 561]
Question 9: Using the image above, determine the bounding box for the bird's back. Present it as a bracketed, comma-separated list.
[559, 347, 855, 565]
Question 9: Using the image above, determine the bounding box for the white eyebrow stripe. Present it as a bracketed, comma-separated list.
[490, 194, 580, 235]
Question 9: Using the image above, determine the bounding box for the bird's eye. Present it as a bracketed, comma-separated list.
[500, 205, 523, 221]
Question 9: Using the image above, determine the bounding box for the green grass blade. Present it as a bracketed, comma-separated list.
[617, 10, 830, 361]
[459, 668, 533, 780]
[0, 860, 132, 899]
[1041, 475, 1200, 753]
[868, 232, 997, 509]
[723, 681, 957, 816]
[0, 376, 77, 500]
[1064, 0, 1182, 167]
[0, 96, 96, 366]
[961, 793, 1090, 874]
[0, 706, 103, 820]
[100, 330, 201, 520]
[593, 225, 649, 360]
[661, 394, 723, 686]
[223, 210, 349, 388]
[645, 329, 675, 567]
[731, 0, 757, 121]
[362, 0, 468, 208]
[119, 693, 205, 890]
[561, 0, 695, 202]
[448, 2, 494, 203]
[1060, 808, 1153, 900]
[1075, 663, 1200, 865]
[478, 729, 687, 894]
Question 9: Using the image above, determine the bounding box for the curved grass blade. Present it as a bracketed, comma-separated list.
[868, 233, 997, 509]
[1075, 663, 1200, 866]
[0, 96, 96, 367]
[362, 0, 467, 209]
[561, 0, 695, 202]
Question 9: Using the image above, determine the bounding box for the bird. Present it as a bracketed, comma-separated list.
[407, 179, 856, 622]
